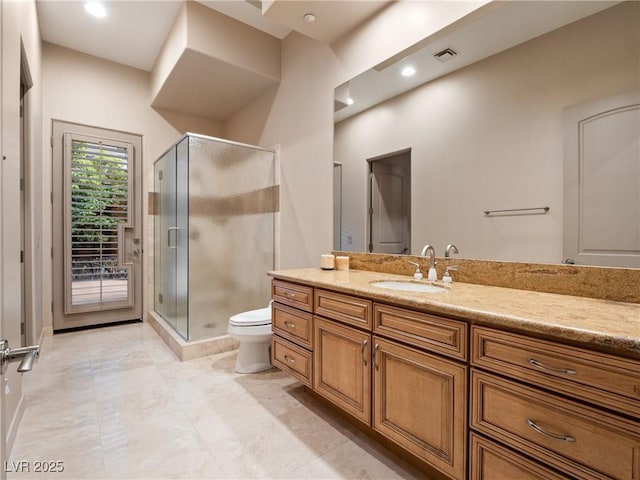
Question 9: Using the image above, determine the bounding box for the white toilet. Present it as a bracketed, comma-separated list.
[227, 303, 273, 373]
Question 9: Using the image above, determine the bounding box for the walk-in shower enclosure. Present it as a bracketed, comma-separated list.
[153, 134, 277, 341]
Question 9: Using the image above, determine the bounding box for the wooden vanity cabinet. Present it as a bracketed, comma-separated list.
[313, 294, 469, 480]
[470, 326, 640, 480]
[271, 280, 314, 387]
[373, 336, 467, 480]
[472, 326, 640, 418]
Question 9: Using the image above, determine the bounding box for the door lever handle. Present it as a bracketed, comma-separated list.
[0, 340, 40, 375]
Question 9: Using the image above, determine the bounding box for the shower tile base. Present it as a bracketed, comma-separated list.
[147, 311, 239, 361]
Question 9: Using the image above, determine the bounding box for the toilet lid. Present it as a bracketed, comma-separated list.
[229, 306, 272, 327]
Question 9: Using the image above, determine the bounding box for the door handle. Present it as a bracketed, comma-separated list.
[0, 340, 40, 375]
[167, 227, 178, 249]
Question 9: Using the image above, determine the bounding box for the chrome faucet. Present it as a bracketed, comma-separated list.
[420, 245, 438, 281]
[420, 244, 436, 269]
[445, 244, 459, 258]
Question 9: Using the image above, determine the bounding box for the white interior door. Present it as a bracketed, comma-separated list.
[563, 91, 640, 267]
[368, 151, 411, 254]
[0, 0, 6, 470]
[1, 2, 10, 473]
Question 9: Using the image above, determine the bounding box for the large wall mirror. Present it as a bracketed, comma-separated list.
[333, 1, 639, 268]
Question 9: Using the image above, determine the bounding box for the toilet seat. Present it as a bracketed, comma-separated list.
[229, 306, 272, 327]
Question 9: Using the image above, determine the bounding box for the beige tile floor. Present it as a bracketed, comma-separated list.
[9, 322, 427, 479]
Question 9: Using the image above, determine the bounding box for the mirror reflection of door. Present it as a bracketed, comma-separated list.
[368, 150, 411, 254]
[563, 91, 640, 268]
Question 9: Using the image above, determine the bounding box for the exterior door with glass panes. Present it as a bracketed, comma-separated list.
[52, 121, 142, 330]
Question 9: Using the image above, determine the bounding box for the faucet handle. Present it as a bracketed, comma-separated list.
[443, 265, 458, 284]
[408, 261, 423, 280]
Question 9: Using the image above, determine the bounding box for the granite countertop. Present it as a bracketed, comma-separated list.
[268, 268, 640, 358]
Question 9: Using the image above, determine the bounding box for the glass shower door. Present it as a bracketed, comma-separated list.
[187, 136, 276, 340]
[154, 140, 189, 339]
[154, 147, 178, 331]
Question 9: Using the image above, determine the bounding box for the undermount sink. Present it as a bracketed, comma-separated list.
[370, 280, 447, 293]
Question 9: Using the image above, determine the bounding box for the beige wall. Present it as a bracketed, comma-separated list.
[41, 43, 224, 333]
[224, 33, 338, 269]
[335, 2, 640, 263]
[1, 0, 43, 452]
[223, 1, 489, 269]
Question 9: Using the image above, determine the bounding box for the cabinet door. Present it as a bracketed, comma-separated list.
[373, 337, 467, 480]
[314, 316, 371, 425]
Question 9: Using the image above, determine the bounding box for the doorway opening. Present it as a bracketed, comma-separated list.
[367, 149, 411, 254]
[20, 41, 33, 347]
[333, 162, 342, 250]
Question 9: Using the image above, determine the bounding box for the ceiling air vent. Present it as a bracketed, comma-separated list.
[433, 48, 458, 63]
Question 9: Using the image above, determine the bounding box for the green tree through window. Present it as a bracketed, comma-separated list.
[70, 140, 128, 282]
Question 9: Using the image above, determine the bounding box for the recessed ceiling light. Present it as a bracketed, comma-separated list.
[85, 2, 106, 18]
[303, 13, 316, 23]
[347, 98, 354, 106]
[401, 66, 416, 77]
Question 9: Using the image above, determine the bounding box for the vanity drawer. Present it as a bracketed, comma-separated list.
[472, 326, 640, 418]
[471, 370, 640, 480]
[314, 289, 372, 330]
[470, 433, 570, 480]
[272, 303, 313, 349]
[373, 303, 467, 360]
[272, 280, 313, 312]
[271, 336, 312, 387]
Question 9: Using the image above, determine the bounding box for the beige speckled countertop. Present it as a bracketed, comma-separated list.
[269, 268, 640, 358]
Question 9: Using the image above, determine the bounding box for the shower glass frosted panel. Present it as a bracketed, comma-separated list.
[154, 134, 276, 341]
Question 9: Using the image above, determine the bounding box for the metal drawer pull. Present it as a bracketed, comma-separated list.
[283, 354, 296, 364]
[361, 339, 368, 366]
[527, 358, 577, 375]
[283, 321, 296, 329]
[526, 419, 576, 442]
[373, 343, 380, 370]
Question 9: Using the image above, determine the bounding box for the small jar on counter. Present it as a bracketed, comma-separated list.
[320, 254, 335, 270]
[335, 256, 349, 270]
